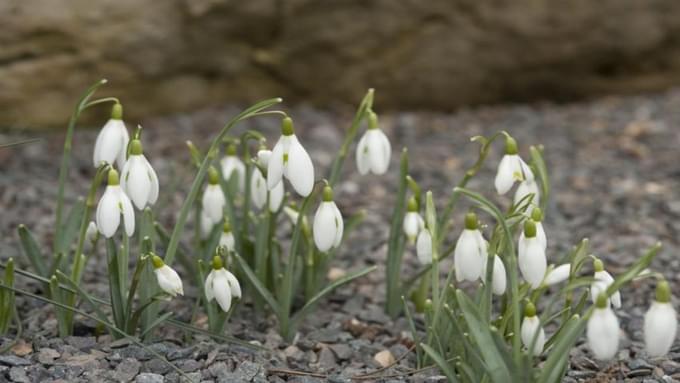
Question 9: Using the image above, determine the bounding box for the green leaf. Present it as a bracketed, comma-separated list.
[529, 146, 550, 213]
[385, 148, 409, 317]
[420, 343, 458, 382]
[55, 198, 86, 255]
[538, 315, 584, 383]
[17, 225, 47, 277]
[233, 253, 280, 315]
[139, 312, 173, 339]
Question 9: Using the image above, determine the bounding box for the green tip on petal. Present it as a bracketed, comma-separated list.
[531, 207, 543, 222]
[151, 255, 164, 269]
[368, 111, 378, 130]
[322, 185, 333, 202]
[465, 212, 478, 230]
[595, 293, 608, 308]
[656, 280, 672, 303]
[593, 258, 604, 272]
[111, 103, 123, 120]
[226, 144, 237, 156]
[281, 117, 294, 136]
[208, 166, 220, 185]
[223, 221, 231, 233]
[524, 301, 537, 317]
[505, 135, 518, 155]
[212, 255, 223, 270]
[407, 197, 418, 212]
[108, 168, 120, 186]
[523, 219, 537, 238]
[130, 139, 143, 155]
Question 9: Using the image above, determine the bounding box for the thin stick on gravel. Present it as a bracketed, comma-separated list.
[267, 367, 327, 379]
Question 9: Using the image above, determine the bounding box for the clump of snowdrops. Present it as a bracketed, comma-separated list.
[385, 130, 675, 382]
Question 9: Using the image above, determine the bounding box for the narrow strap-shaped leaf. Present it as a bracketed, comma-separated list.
[17, 225, 47, 277]
[55, 198, 86, 255]
[139, 312, 173, 339]
[420, 343, 458, 382]
[233, 253, 280, 314]
[529, 146, 550, 213]
[385, 148, 409, 317]
[538, 315, 585, 383]
[105, 238, 125, 330]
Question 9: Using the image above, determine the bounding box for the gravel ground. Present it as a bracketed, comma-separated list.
[1, 89, 680, 382]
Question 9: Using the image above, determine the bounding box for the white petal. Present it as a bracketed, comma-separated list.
[518, 156, 534, 182]
[219, 232, 234, 252]
[224, 270, 242, 299]
[212, 270, 232, 312]
[587, 307, 620, 360]
[200, 211, 214, 240]
[267, 136, 286, 190]
[544, 264, 571, 285]
[250, 168, 267, 210]
[521, 316, 545, 356]
[535, 222, 547, 250]
[257, 149, 272, 168]
[356, 132, 371, 175]
[494, 155, 516, 195]
[591, 271, 618, 308]
[454, 229, 484, 282]
[93, 119, 127, 168]
[403, 212, 422, 242]
[155, 265, 183, 297]
[202, 185, 225, 224]
[118, 188, 136, 237]
[268, 180, 284, 213]
[221, 156, 246, 192]
[644, 302, 677, 357]
[204, 270, 216, 302]
[332, 203, 344, 247]
[367, 130, 390, 174]
[145, 156, 159, 205]
[123, 156, 151, 209]
[481, 254, 507, 295]
[514, 179, 540, 207]
[416, 229, 433, 265]
[519, 238, 546, 289]
[313, 202, 337, 252]
[375, 129, 392, 175]
[115, 125, 130, 170]
[96, 186, 120, 238]
[286, 137, 315, 197]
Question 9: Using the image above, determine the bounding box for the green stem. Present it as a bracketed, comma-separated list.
[385, 149, 409, 317]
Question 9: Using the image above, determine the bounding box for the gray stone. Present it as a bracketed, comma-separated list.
[37, 348, 61, 365]
[143, 358, 173, 375]
[9, 367, 29, 383]
[167, 347, 194, 361]
[329, 344, 353, 361]
[207, 361, 229, 379]
[65, 336, 97, 351]
[318, 347, 337, 371]
[0, 356, 30, 367]
[232, 360, 261, 381]
[179, 372, 202, 383]
[630, 358, 654, 370]
[135, 372, 164, 383]
[113, 358, 141, 382]
[177, 359, 202, 373]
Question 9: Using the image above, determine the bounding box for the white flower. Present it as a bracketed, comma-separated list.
[521, 304, 545, 356]
[202, 167, 225, 225]
[268, 179, 284, 212]
[590, 259, 621, 309]
[219, 223, 235, 252]
[356, 112, 391, 175]
[481, 254, 507, 295]
[220, 145, 246, 192]
[518, 220, 547, 289]
[494, 137, 534, 195]
[257, 149, 272, 168]
[205, 259, 241, 312]
[199, 211, 214, 240]
[120, 139, 159, 210]
[644, 281, 677, 357]
[403, 198, 423, 243]
[251, 166, 285, 213]
[313, 186, 344, 252]
[543, 264, 571, 286]
[416, 229, 433, 265]
[86, 221, 98, 244]
[454, 213, 487, 282]
[587, 295, 620, 360]
[152, 255, 183, 297]
[514, 179, 540, 207]
[96, 169, 135, 238]
[93, 103, 129, 169]
[267, 117, 315, 197]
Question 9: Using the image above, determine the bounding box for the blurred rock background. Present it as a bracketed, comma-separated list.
[2, 0, 680, 128]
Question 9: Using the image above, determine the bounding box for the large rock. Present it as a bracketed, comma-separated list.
[2, 0, 680, 127]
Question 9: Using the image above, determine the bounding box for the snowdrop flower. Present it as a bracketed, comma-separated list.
[519, 208, 547, 250]
[543, 264, 572, 286]
[96, 169, 135, 238]
[644, 280, 677, 357]
[202, 167, 226, 225]
[151, 255, 183, 297]
[494, 136, 534, 195]
[481, 254, 507, 295]
[587, 293, 620, 360]
[521, 302, 545, 356]
[199, 211, 213, 240]
[251, 156, 284, 213]
[204, 256, 241, 312]
[93, 103, 129, 169]
[219, 222, 235, 252]
[403, 198, 424, 243]
[356, 111, 391, 175]
[313, 186, 344, 252]
[416, 229, 433, 265]
[120, 139, 159, 210]
[220, 144, 246, 192]
[454, 212, 487, 282]
[86, 221, 98, 245]
[514, 178, 540, 207]
[590, 259, 621, 309]
[518, 220, 547, 289]
[267, 117, 315, 197]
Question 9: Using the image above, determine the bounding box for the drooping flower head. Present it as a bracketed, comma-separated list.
[151, 254, 183, 297]
[454, 212, 487, 282]
[219, 221, 235, 252]
[543, 263, 572, 286]
[267, 117, 315, 197]
[202, 166, 226, 225]
[96, 168, 135, 238]
[120, 138, 159, 210]
[520, 302, 545, 356]
[587, 293, 620, 360]
[204, 255, 241, 312]
[519, 207, 547, 250]
[313, 185, 344, 252]
[590, 258, 621, 309]
[514, 178, 540, 208]
[93, 103, 130, 169]
[251, 147, 284, 212]
[644, 280, 677, 357]
[220, 143, 246, 192]
[403, 197, 424, 243]
[518, 219, 547, 289]
[416, 228, 433, 265]
[495, 135, 534, 195]
[356, 111, 391, 175]
[481, 254, 507, 295]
